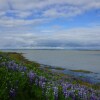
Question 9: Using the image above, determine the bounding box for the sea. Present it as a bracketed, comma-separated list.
[2, 49, 100, 73]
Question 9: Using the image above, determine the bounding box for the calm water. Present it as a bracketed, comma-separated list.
[2, 49, 100, 73]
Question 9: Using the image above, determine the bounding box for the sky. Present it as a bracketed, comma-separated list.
[0, 0, 100, 49]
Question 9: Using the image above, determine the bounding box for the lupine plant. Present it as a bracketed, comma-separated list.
[0, 52, 100, 100]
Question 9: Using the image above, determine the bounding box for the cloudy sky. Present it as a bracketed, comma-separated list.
[0, 0, 100, 49]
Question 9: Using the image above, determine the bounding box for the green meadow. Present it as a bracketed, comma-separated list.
[0, 51, 100, 100]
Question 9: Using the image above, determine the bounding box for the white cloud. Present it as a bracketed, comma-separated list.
[16, 12, 31, 18]
[0, 16, 49, 27]
[0, 11, 6, 17]
[0, 0, 100, 49]
[0, 0, 99, 28]
[0, 0, 100, 19]
[0, 26, 100, 49]
[43, 6, 82, 18]
[41, 27, 100, 47]
[8, 0, 100, 10]
[0, 0, 9, 10]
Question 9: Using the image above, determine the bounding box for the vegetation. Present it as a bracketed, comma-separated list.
[0, 51, 100, 100]
[44, 66, 65, 70]
[70, 70, 93, 73]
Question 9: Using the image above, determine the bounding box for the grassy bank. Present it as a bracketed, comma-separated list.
[0, 51, 100, 100]
[70, 70, 93, 73]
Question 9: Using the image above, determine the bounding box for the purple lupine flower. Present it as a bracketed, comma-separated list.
[78, 90, 83, 98]
[69, 90, 75, 99]
[39, 76, 46, 82]
[62, 83, 72, 97]
[42, 82, 46, 89]
[39, 80, 46, 95]
[13, 63, 19, 70]
[62, 85, 67, 96]
[8, 61, 15, 66]
[7, 65, 12, 70]
[12, 65, 18, 71]
[38, 76, 46, 88]
[9, 88, 16, 98]
[18, 66, 23, 72]
[23, 66, 27, 72]
[28, 71, 35, 83]
[53, 87, 58, 100]
[65, 92, 69, 99]
[18, 66, 27, 72]
[90, 93, 97, 100]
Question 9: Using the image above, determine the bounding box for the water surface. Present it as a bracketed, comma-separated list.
[2, 49, 100, 73]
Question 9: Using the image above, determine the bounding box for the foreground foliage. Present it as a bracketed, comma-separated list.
[0, 52, 100, 100]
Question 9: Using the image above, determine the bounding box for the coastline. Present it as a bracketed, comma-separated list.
[2, 51, 100, 84]
[2, 49, 100, 73]
[17, 52, 100, 84]
[0, 51, 100, 100]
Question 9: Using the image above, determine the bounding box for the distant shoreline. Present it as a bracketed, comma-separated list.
[1, 49, 100, 51]
[1, 50, 100, 84]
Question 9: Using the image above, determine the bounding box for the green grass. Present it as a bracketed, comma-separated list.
[0, 51, 100, 100]
[70, 69, 93, 73]
[44, 66, 65, 70]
